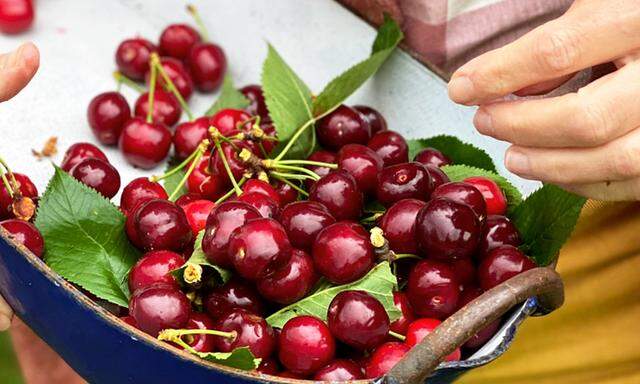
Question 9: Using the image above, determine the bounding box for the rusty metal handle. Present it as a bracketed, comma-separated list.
[382, 267, 564, 384]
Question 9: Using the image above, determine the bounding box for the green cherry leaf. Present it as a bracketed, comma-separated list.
[407, 135, 497, 172]
[173, 230, 232, 285]
[196, 347, 261, 370]
[162, 156, 188, 202]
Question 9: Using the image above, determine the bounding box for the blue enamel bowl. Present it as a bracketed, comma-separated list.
[0, 232, 538, 384]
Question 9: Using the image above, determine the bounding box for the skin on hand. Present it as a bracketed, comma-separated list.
[447, 0, 640, 201]
[0, 295, 12, 331]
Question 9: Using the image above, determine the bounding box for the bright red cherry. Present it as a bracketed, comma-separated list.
[204, 279, 265, 319]
[70, 158, 121, 199]
[379, 199, 426, 254]
[279, 201, 335, 252]
[279, 316, 336, 376]
[215, 309, 276, 358]
[188, 42, 226, 92]
[407, 260, 460, 319]
[135, 199, 193, 252]
[128, 250, 185, 293]
[328, 290, 390, 350]
[211, 140, 256, 181]
[365, 342, 410, 379]
[147, 57, 194, 100]
[313, 359, 364, 381]
[316, 105, 371, 150]
[478, 245, 536, 290]
[0, 219, 44, 257]
[209, 108, 252, 136]
[120, 315, 138, 328]
[182, 199, 216, 235]
[242, 179, 281, 206]
[119, 117, 172, 169]
[173, 117, 210, 160]
[405, 318, 461, 361]
[0, 172, 38, 219]
[115, 38, 156, 81]
[376, 162, 434, 207]
[235, 192, 279, 219]
[129, 283, 191, 337]
[368, 131, 409, 166]
[390, 292, 415, 335]
[240, 85, 269, 121]
[87, 92, 131, 145]
[478, 215, 521, 257]
[457, 286, 502, 350]
[134, 90, 181, 127]
[273, 180, 298, 206]
[464, 176, 508, 216]
[186, 154, 229, 201]
[120, 177, 168, 217]
[413, 147, 451, 168]
[337, 144, 383, 195]
[256, 249, 317, 305]
[431, 181, 487, 220]
[174, 193, 203, 208]
[179, 313, 217, 353]
[309, 171, 363, 221]
[0, 0, 34, 34]
[159, 24, 201, 60]
[312, 221, 374, 284]
[354, 105, 387, 135]
[425, 164, 450, 189]
[60, 142, 108, 173]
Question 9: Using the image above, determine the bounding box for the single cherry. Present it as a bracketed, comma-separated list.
[173, 117, 211, 160]
[125, 208, 145, 249]
[464, 176, 508, 216]
[188, 42, 226, 92]
[134, 90, 181, 127]
[431, 181, 487, 220]
[175, 193, 203, 208]
[390, 291, 415, 335]
[415, 198, 481, 261]
[87, 92, 131, 145]
[312, 221, 374, 284]
[128, 250, 185, 293]
[119, 117, 172, 169]
[376, 162, 434, 207]
[0, 219, 44, 257]
[368, 130, 409, 166]
[273, 180, 298, 206]
[337, 144, 383, 195]
[379, 198, 426, 254]
[215, 309, 276, 358]
[235, 192, 279, 219]
[305, 150, 337, 189]
[354, 105, 387, 135]
[240, 85, 269, 121]
[279, 201, 335, 252]
[316, 105, 371, 150]
[425, 164, 450, 189]
[70, 158, 121, 199]
[182, 199, 216, 235]
[478, 215, 520, 259]
[129, 283, 191, 337]
[0, 172, 38, 219]
[413, 147, 451, 167]
[256, 249, 317, 305]
[211, 140, 256, 181]
[278, 316, 336, 376]
[186, 154, 229, 201]
[209, 108, 252, 136]
[204, 279, 265, 319]
[313, 359, 364, 381]
[147, 57, 194, 100]
[60, 142, 108, 173]
[328, 290, 390, 350]
[0, 0, 34, 34]
[115, 38, 156, 81]
[405, 318, 461, 361]
[309, 171, 363, 221]
[180, 312, 217, 353]
[135, 199, 193, 251]
[365, 342, 410, 379]
[242, 179, 281, 206]
[159, 24, 201, 60]
[451, 257, 477, 289]
[120, 177, 168, 216]
[478, 245, 536, 290]
[407, 260, 460, 319]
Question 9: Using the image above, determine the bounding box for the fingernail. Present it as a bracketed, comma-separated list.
[505, 148, 531, 175]
[448, 75, 475, 104]
[473, 109, 494, 136]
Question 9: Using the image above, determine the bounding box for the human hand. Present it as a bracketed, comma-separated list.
[447, 0, 640, 201]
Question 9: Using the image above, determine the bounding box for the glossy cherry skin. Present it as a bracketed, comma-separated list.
[413, 147, 451, 167]
[354, 105, 387, 135]
[305, 150, 337, 190]
[431, 181, 487, 220]
[125, 209, 145, 249]
[134, 90, 181, 127]
[120, 177, 168, 217]
[242, 179, 281, 206]
[407, 260, 460, 319]
[0, 172, 38, 219]
[0, 219, 44, 257]
[376, 162, 434, 207]
[174, 193, 203, 208]
[215, 309, 276, 358]
[129, 284, 191, 337]
[424, 164, 450, 189]
[240, 85, 269, 121]
[309, 171, 363, 221]
[173, 117, 210, 160]
[379, 198, 426, 254]
[279, 201, 335, 252]
[115, 38, 156, 81]
[209, 108, 252, 136]
[128, 250, 185, 293]
[182, 199, 216, 235]
[204, 279, 265, 319]
[451, 257, 476, 289]
[478, 245, 536, 290]
[180, 313, 217, 353]
[147, 57, 194, 100]
[368, 131, 409, 166]
[390, 292, 415, 335]
[70, 158, 121, 199]
[313, 359, 364, 381]
[256, 249, 317, 305]
[211, 140, 256, 181]
[228, 217, 292, 280]
[188, 42, 226, 92]
[312, 221, 374, 284]
[464, 176, 508, 216]
[186, 154, 229, 201]
[119, 117, 172, 169]
[0, 0, 34, 34]
[279, 316, 336, 376]
[87, 92, 131, 145]
[257, 358, 280, 375]
[328, 290, 390, 350]
[405, 319, 461, 361]
[60, 142, 108, 172]
[365, 342, 410, 379]
[159, 24, 201, 60]
[316, 105, 371, 150]
[273, 180, 298, 206]
[415, 198, 481, 261]
[235, 192, 279, 219]
[135, 199, 193, 252]
[337, 144, 383, 195]
[478, 215, 521, 258]
[120, 315, 138, 328]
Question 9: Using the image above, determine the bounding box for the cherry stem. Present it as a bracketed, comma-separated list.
[276, 159, 337, 169]
[213, 137, 242, 196]
[361, 212, 384, 223]
[389, 331, 406, 341]
[268, 163, 320, 180]
[186, 4, 210, 42]
[113, 71, 144, 93]
[271, 175, 308, 197]
[258, 142, 268, 158]
[0, 156, 18, 197]
[158, 329, 237, 347]
[269, 171, 315, 181]
[214, 177, 247, 205]
[393, 253, 421, 262]
[150, 53, 194, 120]
[145, 64, 158, 124]
[273, 119, 315, 161]
[150, 146, 202, 183]
[168, 142, 209, 201]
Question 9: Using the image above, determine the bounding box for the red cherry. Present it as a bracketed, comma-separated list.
[128, 250, 185, 293]
[309, 171, 363, 221]
[478, 245, 536, 290]
[305, 150, 337, 190]
[390, 292, 415, 335]
[186, 154, 229, 201]
[119, 117, 172, 169]
[256, 249, 317, 305]
[379, 199, 426, 254]
[240, 85, 269, 121]
[337, 144, 384, 195]
[313, 359, 364, 381]
[405, 318, 461, 361]
[451, 257, 477, 289]
[182, 199, 216, 235]
[0, 219, 44, 257]
[180, 313, 217, 353]
[159, 24, 201, 60]
[273, 180, 298, 206]
[70, 158, 121, 199]
[115, 38, 156, 81]
[60, 142, 108, 173]
[431, 181, 487, 220]
[242, 179, 281, 206]
[257, 358, 280, 375]
[120, 315, 138, 328]
[376, 162, 434, 207]
[204, 279, 265, 319]
[478, 215, 521, 257]
[174, 193, 203, 208]
[279, 316, 336, 376]
[367, 131, 409, 166]
[279, 201, 335, 252]
[129, 283, 191, 337]
[125, 209, 145, 249]
[0, 0, 34, 34]
[464, 176, 508, 216]
[407, 260, 460, 319]
[209, 108, 252, 136]
[147, 57, 194, 100]
[354, 105, 387, 135]
[258, 122, 278, 153]
[211, 140, 256, 181]
[87, 92, 131, 145]
[235, 192, 279, 219]
[134, 199, 193, 252]
[215, 309, 276, 358]
[0, 172, 38, 219]
[365, 342, 410, 379]
[316, 105, 371, 150]
[424, 164, 450, 189]
[120, 177, 168, 217]
[173, 117, 211, 160]
[413, 147, 451, 167]
[188, 42, 226, 92]
[134, 90, 181, 127]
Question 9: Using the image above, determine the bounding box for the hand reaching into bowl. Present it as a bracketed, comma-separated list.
[448, 0, 640, 201]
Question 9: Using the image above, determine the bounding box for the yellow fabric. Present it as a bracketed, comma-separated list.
[459, 201, 640, 384]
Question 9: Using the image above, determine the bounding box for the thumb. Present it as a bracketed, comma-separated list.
[0, 295, 13, 331]
[0, 42, 39, 102]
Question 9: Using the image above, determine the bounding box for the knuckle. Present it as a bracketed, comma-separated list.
[612, 139, 640, 178]
[574, 100, 613, 145]
[534, 28, 582, 73]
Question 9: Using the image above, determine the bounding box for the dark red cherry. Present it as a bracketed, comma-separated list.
[407, 260, 460, 319]
[134, 90, 181, 127]
[413, 147, 451, 167]
[125, 209, 145, 249]
[128, 250, 185, 292]
[120, 177, 168, 216]
[204, 279, 265, 319]
[235, 192, 279, 219]
[379, 199, 426, 254]
[240, 85, 269, 121]
[175, 193, 203, 208]
[365, 342, 410, 379]
[188, 42, 226, 92]
[120, 315, 138, 328]
[159, 24, 200, 60]
[129, 284, 191, 337]
[119, 117, 172, 169]
[135, 199, 193, 251]
[186, 154, 229, 201]
[257, 358, 280, 375]
[60, 142, 108, 173]
[228, 218, 292, 280]
[279, 201, 335, 252]
[215, 309, 276, 358]
[309, 171, 363, 221]
[147, 57, 194, 100]
[376, 162, 434, 207]
[180, 313, 217, 353]
[354, 105, 387, 135]
[424, 164, 450, 189]
[405, 318, 461, 361]
[70, 158, 121, 199]
[115, 38, 156, 81]
[242, 179, 281, 206]
[256, 249, 317, 305]
[279, 316, 336, 376]
[173, 117, 210, 160]
[457, 286, 502, 350]
[478, 245, 536, 290]
[451, 257, 476, 289]
[0, 0, 34, 34]
[87, 92, 131, 145]
[182, 199, 215, 235]
[431, 182, 487, 220]
[0, 219, 44, 257]
[337, 144, 383, 195]
[415, 198, 481, 261]
[0, 172, 38, 219]
[328, 290, 390, 350]
[258, 122, 278, 153]
[478, 215, 521, 257]
[209, 108, 252, 136]
[312, 222, 374, 284]
[316, 105, 371, 150]
[273, 180, 298, 206]
[305, 150, 337, 189]
[313, 359, 364, 381]
[211, 140, 256, 181]
[464, 176, 508, 216]
[367, 131, 409, 166]
[390, 292, 415, 335]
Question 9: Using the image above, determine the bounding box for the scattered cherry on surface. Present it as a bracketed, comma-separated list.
[134, 90, 181, 127]
[405, 318, 461, 361]
[120, 177, 168, 217]
[70, 158, 121, 199]
[279, 201, 335, 252]
[147, 56, 194, 100]
[134, 199, 193, 252]
[431, 181, 487, 220]
[129, 283, 191, 337]
[182, 199, 216, 235]
[478, 215, 521, 258]
[337, 144, 384, 195]
[413, 147, 451, 168]
[0, 219, 44, 257]
[60, 142, 108, 173]
[173, 117, 210, 160]
[256, 248, 317, 305]
[309, 171, 363, 221]
[407, 259, 460, 319]
[188, 42, 227, 92]
[354, 105, 387, 135]
[158, 23, 201, 60]
[313, 359, 364, 381]
[379, 198, 426, 254]
[478, 245, 536, 290]
[204, 279, 265, 319]
[368, 130, 409, 166]
[115, 38, 156, 81]
[278, 315, 336, 376]
[464, 176, 508, 216]
[215, 308, 276, 358]
[365, 342, 410, 379]
[87, 92, 131, 145]
[119, 117, 172, 169]
[209, 108, 252, 136]
[128, 250, 185, 293]
[316, 105, 371, 150]
[0, 0, 34, 34]
[376, 162, 434, 207]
